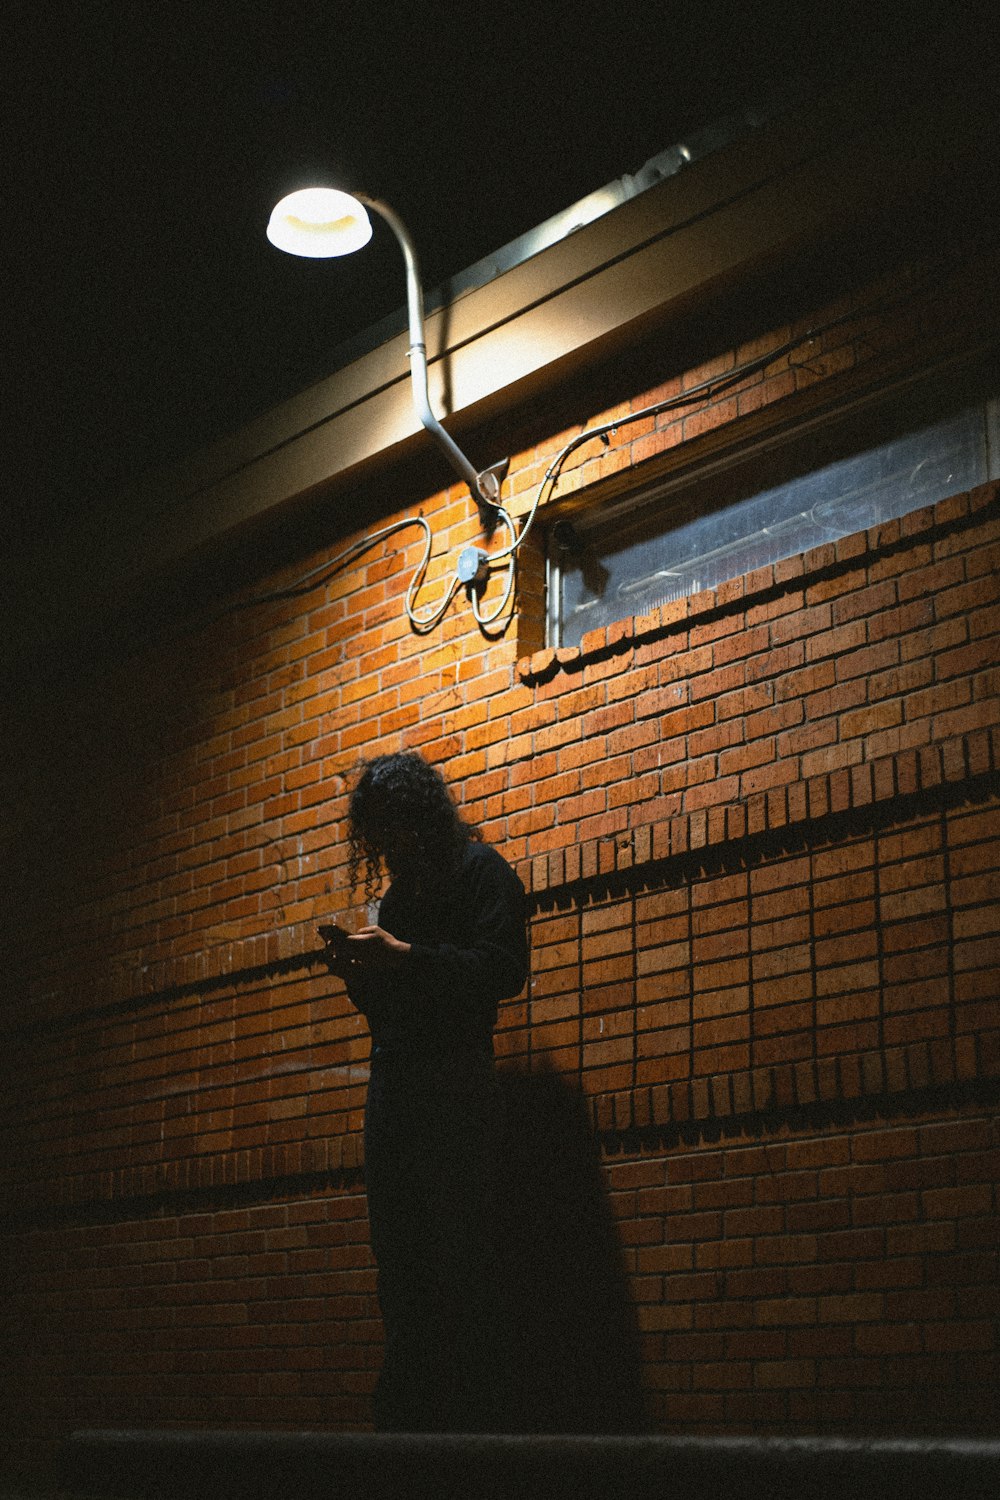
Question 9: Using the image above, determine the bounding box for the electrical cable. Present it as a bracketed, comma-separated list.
[225, 517, 425, 609]
[485, 337, 813, 568]
[218, 245, 965, 636]
[219, 513, 460, 633]
[402, 522, 463, 633]
[487, 245, 967, 567]
[469, 508, 517, 628]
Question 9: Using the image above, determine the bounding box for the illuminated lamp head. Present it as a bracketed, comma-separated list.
[265, 187, 373, 258]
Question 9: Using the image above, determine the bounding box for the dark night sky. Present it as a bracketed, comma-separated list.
[5, 1, 964, 553]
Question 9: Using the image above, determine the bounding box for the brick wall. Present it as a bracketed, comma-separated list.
[614, 1109, 1000, 1433]
[3, 235, 999, 1480]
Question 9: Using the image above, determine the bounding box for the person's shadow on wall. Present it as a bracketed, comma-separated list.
[495, 1067, 648, 1434]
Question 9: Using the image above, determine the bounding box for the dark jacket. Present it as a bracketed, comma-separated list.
[346, 840, 528, 1051]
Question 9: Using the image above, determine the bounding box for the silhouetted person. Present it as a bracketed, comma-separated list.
[321, 751, 528, 1432]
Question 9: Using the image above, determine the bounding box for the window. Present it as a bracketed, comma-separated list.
[548, 380, 1000, 649]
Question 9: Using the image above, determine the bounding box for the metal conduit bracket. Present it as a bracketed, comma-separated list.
[267, 186, 510, 518]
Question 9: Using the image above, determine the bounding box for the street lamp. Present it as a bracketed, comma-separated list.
[266, 186, 508, 515]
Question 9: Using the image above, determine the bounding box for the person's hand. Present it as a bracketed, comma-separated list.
[347, 925, 411, 968]
[319, 939, 356, 979]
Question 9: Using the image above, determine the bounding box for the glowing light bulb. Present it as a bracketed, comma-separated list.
[266, 187, 373, 258]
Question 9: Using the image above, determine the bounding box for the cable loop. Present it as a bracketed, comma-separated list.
[218, 247, 961, 638]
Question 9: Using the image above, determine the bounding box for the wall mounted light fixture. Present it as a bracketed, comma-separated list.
[266, 187, 509, 516]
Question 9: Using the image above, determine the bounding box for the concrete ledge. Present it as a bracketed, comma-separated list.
[63, 1428, 1000, 1500]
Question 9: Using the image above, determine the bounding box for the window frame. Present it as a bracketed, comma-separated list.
[546, 352, 1000, 649]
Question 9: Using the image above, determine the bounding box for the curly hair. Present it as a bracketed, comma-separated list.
[347, 751, 480, 904]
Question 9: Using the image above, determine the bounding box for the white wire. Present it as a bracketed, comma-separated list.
[471, 508, 518, 627]
[402, 515, 463, 632]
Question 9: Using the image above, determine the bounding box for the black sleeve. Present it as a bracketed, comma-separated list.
[342, 962, 380, 1017]
[406, 846, 529, 1007]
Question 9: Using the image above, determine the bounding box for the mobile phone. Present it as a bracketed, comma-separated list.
[317, 922, 351, 946]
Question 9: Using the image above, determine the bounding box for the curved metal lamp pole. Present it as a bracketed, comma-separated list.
[267, 187, 507, 514]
